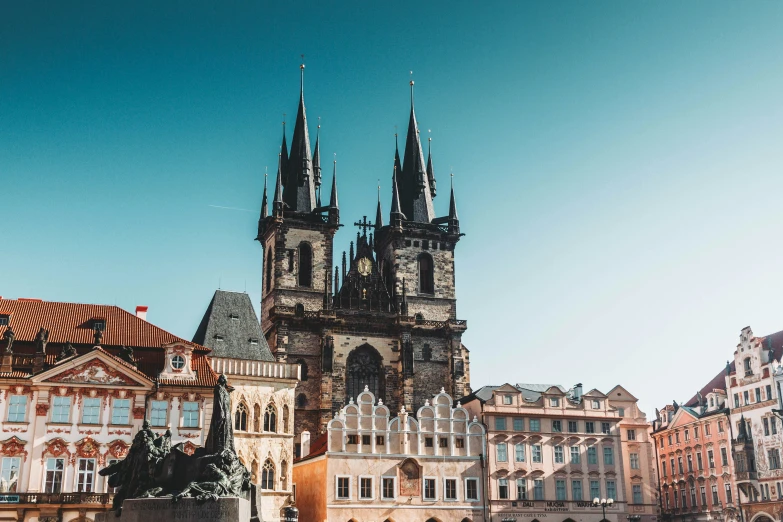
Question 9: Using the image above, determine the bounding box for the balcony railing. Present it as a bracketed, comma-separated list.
[734, 471, 758, 481]
[0, 492, 113, 505]
[210, 357, 300, 380]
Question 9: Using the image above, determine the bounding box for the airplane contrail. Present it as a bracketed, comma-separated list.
[208, 204, 256, 213]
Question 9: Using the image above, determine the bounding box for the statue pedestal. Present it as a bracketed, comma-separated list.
[95, 497, 251, 522]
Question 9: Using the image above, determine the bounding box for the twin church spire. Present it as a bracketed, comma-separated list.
[259, 67, 458, 232]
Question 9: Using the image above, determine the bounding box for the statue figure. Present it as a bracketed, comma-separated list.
[35, 327, 49, 353]
[2, 326, 14, 355]
[93, 325, 103, 346]
[119, 345, 136, 366]
[204, 375, 235, 455]
[172, 450, 250, 502]
[57, 343, 77, 361]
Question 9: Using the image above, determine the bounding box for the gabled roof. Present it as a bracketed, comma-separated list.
[607, 384, 638, 402]
[582, 389, 607, 398]
[668, 406, 700, 429]
[0, 298, 204, 350]
[192, 291, 274, 361]
[31, 347, 154, 388]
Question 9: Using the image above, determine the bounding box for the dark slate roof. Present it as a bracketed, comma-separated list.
[192, 291, 274, 361]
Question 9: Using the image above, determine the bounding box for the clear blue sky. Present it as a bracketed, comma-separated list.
[3, 1, 783, 415]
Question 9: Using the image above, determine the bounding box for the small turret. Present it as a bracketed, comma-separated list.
[426, 134, 436, 198]
[375, 185, 383, 231]
[260, 169, 268, 219]
[313, 122, 322, 197]
[448, 173, 459, 235]
[390, 165, 404, 229]
[328, 156, 339, 225]
[273, 153, 285, 218]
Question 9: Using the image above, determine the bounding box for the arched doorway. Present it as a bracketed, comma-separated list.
[346, 344, 384, 401]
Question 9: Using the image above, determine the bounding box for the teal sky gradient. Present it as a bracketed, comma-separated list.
[3, 1, 783, 414]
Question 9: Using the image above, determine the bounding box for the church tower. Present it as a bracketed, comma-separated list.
[258, 71, 469, 442]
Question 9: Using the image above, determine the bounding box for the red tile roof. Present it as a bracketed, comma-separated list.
[0, 298, 206, 351]
[296, 432, 328, 462]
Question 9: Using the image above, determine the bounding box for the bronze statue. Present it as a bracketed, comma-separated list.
[35, 327, 49, 352]
[99, 374, 251, 512]
[119, 345, 136, 366]
[93, 325, 103, 345]
[2, 326, 14, 355]
[57, 342, 77, 361]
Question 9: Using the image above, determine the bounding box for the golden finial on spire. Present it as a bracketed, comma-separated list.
[318, 116, 321, 129]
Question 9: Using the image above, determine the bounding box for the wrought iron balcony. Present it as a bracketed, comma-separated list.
[0, 492, 113, 505]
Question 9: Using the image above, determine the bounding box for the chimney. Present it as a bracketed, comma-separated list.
[135, 306, 148, 321]
[300, 431, 311, 458]
[573, 383, 583, 400]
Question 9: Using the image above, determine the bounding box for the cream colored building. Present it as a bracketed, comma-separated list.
[606, 385, 659, 522]
[461, 383, 631, 522]
[293, 388, 487, 522]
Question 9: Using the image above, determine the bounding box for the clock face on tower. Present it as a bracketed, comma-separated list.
[357, 257, 372, 276]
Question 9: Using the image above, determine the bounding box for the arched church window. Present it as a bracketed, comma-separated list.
[295, 303, 305, 317]
[264, 402, 277, 432]
[261, 459, 275, 490]
[234, 403, 248, 431]
[418, 253, 434, 294]
[296, 394, 307, 408]
[253, 404, 261, 432]
[265, 247, 273, 294]
[346, 345, 384, 402]
[297, 359, 308, 381]
[298, 243, 313, 287]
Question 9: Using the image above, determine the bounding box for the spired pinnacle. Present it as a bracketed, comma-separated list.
[284, 64, 316, 213]
[400, 79, 435, 223]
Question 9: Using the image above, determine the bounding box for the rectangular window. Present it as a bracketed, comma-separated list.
[687, 454, 693, 472]
[150, 400, 167, 426]
[675, 432, 680, 443]
[0, 457, 20, 492]
[633, 484, 643, 504]
[773, 417, 779, 435]
[77, 458, 95, 492]
[111, 398, 130, 425]
[690, 487, 696, 506]
[721, 447, 728, 466]
[495, 417, 507, 430]
[592, 400, 601, 409]
[182, 401, 199, 428]
[382, 477, 395, 500]
[533, 479, 544, 500]
[744, 390, 750, 405]
[604, 447, 614, 465]
[684, 429, 690, 441]
[571, 446, 580, 464]
[697, 452, 703, 470]
[498, 478, 509, 499]
[725, 483, 732, 503]
[0, 316, 8, 326]
[336, 476, 350, 499]
[769, 449, 781, 469]
[445, 478, 457, 500]
[662, 460, 668, 476]
[601, 422, 610, 434]
[7, 395, 26, 422]
[572, 480, 583, 501]
[734, 393, 740, 408]
[503, 395, 512, 405]
[513, 418, 524, 431]
[554, 445, 564, 464]
[496, 443, 508, 462]
[44, 458, 64, 493]
[424, 478, 437, 500]
[555, 479, 566, 500]
[670, 458, 675, 475]
[517, 479, 527, 500]
[694, 426, 699, 438]
[606, 480, 616, 500]
[764, 417, 770, 436]
[678, 456, 683, 474]
[701, 486, 707, 506]
[568, 420, 578, 432]
[532, 445, 542, 463]
[756, 387, 762, 403]
[52, 396, 71, 423]
[439, 438, 448, 448]
[668, 434, 673, 445]
[362, 435, 371, 445]
[711, 485, 718, 504]
[552, 420, 562, 432]
[515, 443, 526, 462]
[455, 438, 464, 449]
[585, 421, 595, 433]
[706, 423, 712, 435]
[587, 446, 597, 465]
[766, 384, 773, 401]
[465, 478, 479, 501]
[424, 437, 433, 447]
[550, 398, 560, 407]
[630, 453, 640, 469]
[530, 419, 540, 432]
[347, 435, 359, 445]
[708, 450, 715, 468]
[590, 480, 600, 499]
[627, 429, 636, 440]
[618, 407, 625, 417]
[360, 477, 372, 499]
[81, 398, 101, 424]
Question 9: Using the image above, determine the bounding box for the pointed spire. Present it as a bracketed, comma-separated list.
[341, 251, 347, 284]
[283, 63, 316, 212]
[427, 133, 436, 198]
[280, 118, 289, 188]
[448, 172, 459, 224]
[327, 154, 339, 225]
[313, 119, 322, 190]
[375, 183, 383, 230]
[400, 79, 435, 223]
[261, 168, 269, 219]
[390, 164, 404, 227]
[349, 241, 355, 264]
[334, 265, 340, 297]
[273, 153, 284, 217]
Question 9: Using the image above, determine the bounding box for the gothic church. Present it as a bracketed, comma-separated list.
[256, 66, 470, 439]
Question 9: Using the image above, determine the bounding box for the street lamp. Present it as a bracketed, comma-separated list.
[593, 497, 614, 521]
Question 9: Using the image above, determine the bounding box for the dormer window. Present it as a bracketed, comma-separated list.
[592, 400, 601, 409]
[171, 355, 185, 370]
[503, 395, 512, 405]
[250, 339, 259, 346]
[744, 357, 752, 375]
[550, 398, 560, 407]
[0, 315, 9, 326]
[215, 335, 224, 342]
[229, 314, 240, 324]
[92, 320, 106, 331]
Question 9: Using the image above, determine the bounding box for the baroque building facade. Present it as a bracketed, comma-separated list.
[256, 67, 470, 441]
[292, 388, 486, 522]
[460, 383, 638, 522]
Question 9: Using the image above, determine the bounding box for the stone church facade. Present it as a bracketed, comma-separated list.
[256, 67, 471, 441]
